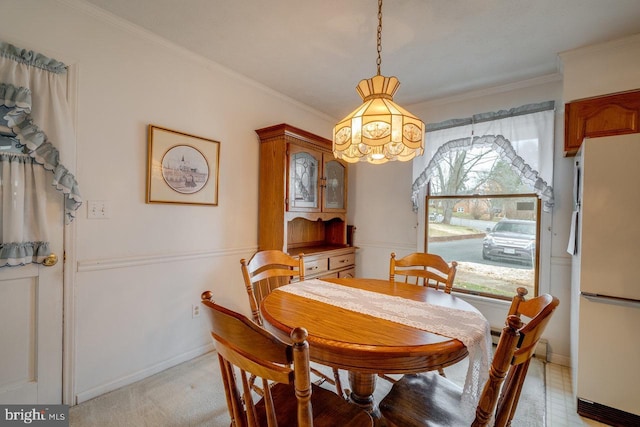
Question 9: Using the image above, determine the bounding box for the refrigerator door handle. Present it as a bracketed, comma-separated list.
[581, 292, 640, 308]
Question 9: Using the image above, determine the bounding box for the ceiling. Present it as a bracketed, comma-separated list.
[84, 0, 640, 119]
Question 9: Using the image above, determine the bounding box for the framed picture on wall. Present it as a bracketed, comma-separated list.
[146, 125, 220, 206]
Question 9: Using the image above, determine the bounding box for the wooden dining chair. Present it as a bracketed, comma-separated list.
[240, 249, 344, 398]
[382, 252, 458, 381]
[241, 250, 306, 324]
[378, 287, 559, 427]
[200, 291, 373, 427]
[389, 252, 458, 293]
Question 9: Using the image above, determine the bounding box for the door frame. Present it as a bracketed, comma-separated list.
[62, 63, 79, 406]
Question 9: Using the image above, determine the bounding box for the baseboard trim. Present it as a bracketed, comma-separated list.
[547, 353, 571, 367]
[74, 343, 214, 405]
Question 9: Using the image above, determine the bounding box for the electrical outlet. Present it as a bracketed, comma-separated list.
[192, 304, 200, 318]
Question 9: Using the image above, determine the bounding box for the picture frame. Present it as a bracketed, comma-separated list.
[146, 125, 220, 206]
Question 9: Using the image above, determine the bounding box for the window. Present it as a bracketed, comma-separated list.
[412, 102, 555, 300]
[425, 143, 541, 299]
[427, 194, 539, 300]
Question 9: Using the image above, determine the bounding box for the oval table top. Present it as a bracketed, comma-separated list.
[260, 277, 480, 374]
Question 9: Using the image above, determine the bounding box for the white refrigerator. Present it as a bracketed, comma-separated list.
[569, 134, 640, 425]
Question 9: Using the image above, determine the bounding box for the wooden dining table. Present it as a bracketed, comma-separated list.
[260, 276, 489, 422]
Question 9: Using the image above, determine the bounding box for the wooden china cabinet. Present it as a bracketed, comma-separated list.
[564, 88, 640, 156]
[256, 123, 355, 279]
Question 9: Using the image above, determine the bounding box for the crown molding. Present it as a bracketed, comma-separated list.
[409, 73, 562, 109]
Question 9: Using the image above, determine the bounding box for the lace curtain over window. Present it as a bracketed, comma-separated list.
[0, 42, 81, 267]
[411, 102, 555, 250]
[0, 153, 51, 265]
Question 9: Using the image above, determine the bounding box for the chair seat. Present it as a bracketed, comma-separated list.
[256, 383, 373, 427]
[379, 372, 468, 427]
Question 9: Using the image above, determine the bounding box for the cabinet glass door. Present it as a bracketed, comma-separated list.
[289, 150, 319, 210]
[323, 159, 345, 211]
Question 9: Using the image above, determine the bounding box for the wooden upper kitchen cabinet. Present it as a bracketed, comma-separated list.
[255, 124, 355, 279]
[564, 89, 640, 156]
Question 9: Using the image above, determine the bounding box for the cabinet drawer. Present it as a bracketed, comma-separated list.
[304, 258, 328, 276]
[329, 253, 355, 270]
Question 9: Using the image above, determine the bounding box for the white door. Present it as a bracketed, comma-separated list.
[0, 47, 76, 406]
[0, 187, 65, 404]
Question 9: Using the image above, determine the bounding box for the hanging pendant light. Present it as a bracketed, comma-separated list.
[333, 0, 425, 164]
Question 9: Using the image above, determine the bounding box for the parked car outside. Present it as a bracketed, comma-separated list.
[482, 219, 536, 265]
[428, 212, 444, 222]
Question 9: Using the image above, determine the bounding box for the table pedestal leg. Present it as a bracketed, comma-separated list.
[348, 371, 381, 420]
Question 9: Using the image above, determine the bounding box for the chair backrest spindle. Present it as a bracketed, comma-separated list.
[389, 252, 458, 293]
[240, 250, 304, 325]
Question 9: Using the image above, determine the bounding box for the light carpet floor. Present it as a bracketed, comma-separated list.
[70, 351, 545, 426]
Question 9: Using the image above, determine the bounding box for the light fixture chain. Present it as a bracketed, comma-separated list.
[376, 0, 383, 75]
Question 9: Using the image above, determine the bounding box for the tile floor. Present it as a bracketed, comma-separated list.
[546, 363, 609, 426]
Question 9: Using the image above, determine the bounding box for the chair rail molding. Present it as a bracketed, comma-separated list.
[76, 246, 257, 272]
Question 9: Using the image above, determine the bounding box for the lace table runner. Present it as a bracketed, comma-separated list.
[276, 279, 492, 416]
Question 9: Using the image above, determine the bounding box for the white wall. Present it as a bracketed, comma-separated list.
[1, 0, 334, 404]
[347, 160, 418, 279]
[561, 34, 640, 102]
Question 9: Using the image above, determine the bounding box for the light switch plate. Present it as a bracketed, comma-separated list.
[87, 200, 110, 219]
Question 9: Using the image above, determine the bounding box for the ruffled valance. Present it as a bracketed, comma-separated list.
[411, 134, 554, 212]
[0, 41, 67, 74]
[0, 241, 51, 267]
[1, 82, 82, 222]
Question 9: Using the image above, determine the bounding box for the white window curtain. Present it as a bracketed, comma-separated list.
[0, 42, 81, 267]
[411, 102, 555, 248]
